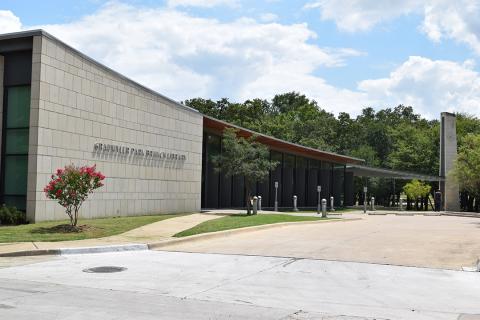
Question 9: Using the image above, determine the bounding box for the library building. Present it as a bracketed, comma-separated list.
[0, 30, 449, 222]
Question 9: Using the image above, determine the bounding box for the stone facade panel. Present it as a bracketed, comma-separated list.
[30, 35, 203, 221]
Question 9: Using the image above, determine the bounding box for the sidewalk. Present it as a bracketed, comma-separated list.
[0, 213, 221, 256]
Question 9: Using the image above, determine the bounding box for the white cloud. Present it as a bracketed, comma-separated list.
[259, 13, 278, 23]
[305, 0, 480, 55]
[0, 10, 22, 33]
[304, 0, 421, 32]
[358, 56, 480, 118]
[420, 1, 480, 54]
[166, 0, 239, 8]
[29, 2, 363, 111]
[3, 2, 479, 118]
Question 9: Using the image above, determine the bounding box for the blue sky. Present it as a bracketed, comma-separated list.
[1, 0, 480, 118]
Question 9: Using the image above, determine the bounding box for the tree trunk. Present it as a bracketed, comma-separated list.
[66, 208, 74, 226]
[74, 206, 79, 226]
[468, 195, 475, 212]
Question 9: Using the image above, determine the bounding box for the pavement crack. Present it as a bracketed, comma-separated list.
[278, 309, 306, 319]
[31, 242, 39, 249]
[183, 257, 296, 299]
[281, 257, 303, 267]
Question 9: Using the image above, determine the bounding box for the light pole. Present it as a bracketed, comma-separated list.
[274, 181, 279, 211]
[317, 185, 321, 215]
[363, 186, 368, 214]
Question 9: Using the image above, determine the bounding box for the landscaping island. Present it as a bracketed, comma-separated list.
[174, 214, 332, 237]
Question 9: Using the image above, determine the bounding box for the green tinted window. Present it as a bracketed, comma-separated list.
[7, 86, 30, 128]
[5, 129, 29, 154]
[4, 155, 28, 195]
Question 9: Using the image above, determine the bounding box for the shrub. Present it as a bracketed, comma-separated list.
[0, 205, 26, 225]
[44, 164, 105, 226]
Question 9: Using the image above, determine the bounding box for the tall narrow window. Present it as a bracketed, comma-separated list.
[2, 86, 30, 211]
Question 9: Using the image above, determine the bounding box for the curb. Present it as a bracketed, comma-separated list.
[0, 218, 362, 257]
[59, 244, 148, 255]
[461, 259, 480, 272]
[367, 212, 388, 215]
[441, 212, 480, 218]
[0, 244, 148, 258]
[148, 218, 362, 250]
[0, 249, 60, 257]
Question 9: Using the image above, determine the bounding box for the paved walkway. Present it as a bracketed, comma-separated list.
[0, 213, 221, 255]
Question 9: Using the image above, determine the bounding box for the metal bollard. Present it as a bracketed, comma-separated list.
[293, 195, 298, 212]
[371, 197, 375, 211]
[253, 196, 258, 215]
[321, 198, 327, 218]
[258, 196, 262, 211]
[330, 196, 335, 211]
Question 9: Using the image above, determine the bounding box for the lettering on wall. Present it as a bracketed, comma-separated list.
[93, 143, 187, 168]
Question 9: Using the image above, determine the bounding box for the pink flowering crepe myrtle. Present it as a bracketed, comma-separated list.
[44, 164, 105, 226]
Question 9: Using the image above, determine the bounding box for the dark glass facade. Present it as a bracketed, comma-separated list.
[2, 86, 30, 210]
[1, 50, 32, 211]
[201, 132, 347, 209]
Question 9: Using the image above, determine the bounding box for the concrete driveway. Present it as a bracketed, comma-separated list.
[159, 214, 480, 270]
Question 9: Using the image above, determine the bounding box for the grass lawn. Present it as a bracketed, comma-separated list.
[0, 214, 186, 243]
[174, 214, 331, 237]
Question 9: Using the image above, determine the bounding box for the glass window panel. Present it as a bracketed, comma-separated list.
[4, 155, 28, 195]
[271, 151, 282, 162]
[3, 195, 26, 211]
[6, 86, 30, 128]
[284, 154, 295, 168]
[5, 129, 29, 154]
[207, 134, 221, 159]
[296, 157, 307, 168]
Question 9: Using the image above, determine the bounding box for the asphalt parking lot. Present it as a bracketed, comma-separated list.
[159, 213, 480, 270]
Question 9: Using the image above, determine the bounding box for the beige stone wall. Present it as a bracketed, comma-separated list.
[29, 35, 203, 222]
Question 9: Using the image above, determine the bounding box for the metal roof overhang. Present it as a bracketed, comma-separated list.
[203, 116, 365, 165]
[347, 165, 444, 181]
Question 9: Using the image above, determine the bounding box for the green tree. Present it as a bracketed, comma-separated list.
[44, 165, 105, 227]
[452, 134, 480, 201]
[403, 179, 432, 210]
[211, 128, 279, 215]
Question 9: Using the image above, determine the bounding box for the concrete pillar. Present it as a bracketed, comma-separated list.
[26, 36, 43, 222]
[252, 196, 258, 215]
[439, 112, 460, 211]
[293, 195, 298, 212]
